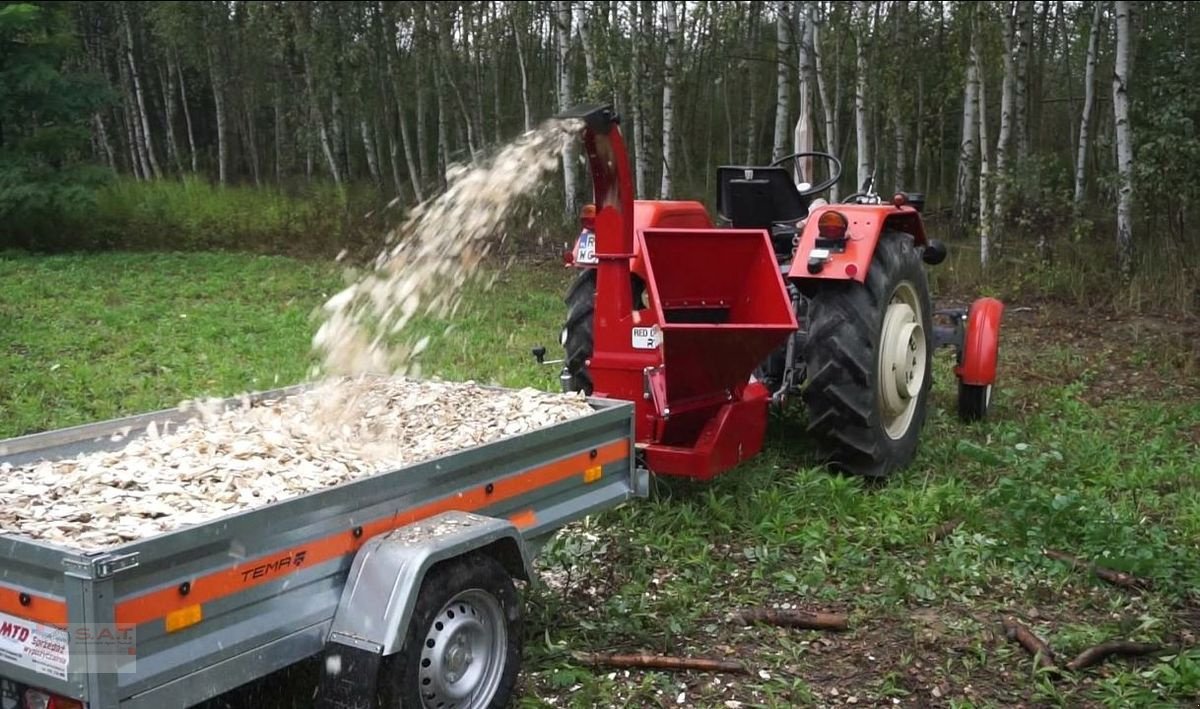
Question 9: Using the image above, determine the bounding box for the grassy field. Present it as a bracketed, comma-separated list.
[1, 250, 1197, 708]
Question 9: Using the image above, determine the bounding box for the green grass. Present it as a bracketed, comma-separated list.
[1, 251, 1197, 708]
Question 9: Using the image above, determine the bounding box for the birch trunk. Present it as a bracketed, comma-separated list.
[633, 1, 650, 198]
[556, 0, 579, 213]
[1014, 0, 1034, 161]
[956, 22, 980, 223]
[576, 2, 597, 98]
[274, 83, 285, 183]
[381, 2, 423, 201]
[121, 4, 161, 179]
[794, 7, 813, 184]
[772, 0, 792, 163]
[243, 93, 261, 187]
[993, 2, 1016, 226]
[1073, 2, 1103, 207]
[744, 3, 760, 164]
[1112, 0, 1134, 281]
[176, 50, 198, 174]
[361, 119, 381, 186]
[660, 1, 679, 198]
[914, 73, 924, 192]
[812, 12, 838, 200]
[330, 92, 347, 179]
[159, 61, 181, 174]
[92, 114, 116, 170]
[853, 1, 871, 191]
[118, 46, 147, 180]
[511, 11, 533, 132]
[415, 5, 430, 185]
[207, 42, 229, 185]
[300, 46, 340, 186]
[976, 21, 991, 269]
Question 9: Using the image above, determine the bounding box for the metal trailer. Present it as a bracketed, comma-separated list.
[0, 385, 644, 709]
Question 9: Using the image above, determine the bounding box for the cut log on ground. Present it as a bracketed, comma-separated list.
[731, 609, 849, 631]
[1042, 549, 1151, 590]
[1002, 616, 1058, 671]
[1066, 640, 1163, 671]
[570, 651, 749, 675]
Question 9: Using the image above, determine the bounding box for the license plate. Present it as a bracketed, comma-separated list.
[575, 230, 598, 265]
[631, 325, 661, 349]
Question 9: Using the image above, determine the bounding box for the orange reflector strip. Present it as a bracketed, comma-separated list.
[583, 465, 602, 483]
[509, 509, 537, 529]
[165, 604, 202, 633]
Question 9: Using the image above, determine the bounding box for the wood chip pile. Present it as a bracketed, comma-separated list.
[0, 377, 595, 551]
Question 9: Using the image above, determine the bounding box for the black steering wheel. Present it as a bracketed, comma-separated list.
[769, 151, 843, 197]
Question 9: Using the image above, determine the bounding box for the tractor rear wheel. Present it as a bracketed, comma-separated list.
[801, 230, 933, 479]
[561, 268, 596, 395]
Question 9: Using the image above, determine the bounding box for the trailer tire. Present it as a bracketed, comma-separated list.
[561, 268, 597, 395]
[801, 230, 933, 479]
[379, 553, 522, 709]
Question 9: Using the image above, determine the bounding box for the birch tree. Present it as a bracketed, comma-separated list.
[976, 15, 991, 268]
[812, 8, 838, 200]
[956, 13, 980, 224]
[853, 0, 871, 190]
[794, 5, 814, 185]
[1073, 2, 1103, 208]
[772, 0, 792, 163]
[660, 1, 680, 199]
[555, 0, 578, 214]
[993, 1, 1016, 225]
[1112, 0, 1134, 281]
[631, 1, 649, 198]
[120, 4, 161, 179]
[1014, 0, 1034, 161]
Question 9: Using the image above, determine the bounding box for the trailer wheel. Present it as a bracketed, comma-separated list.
[561, 268, 596, 395]
[801, 230, 933, 479]
[379, 554, 522, 709]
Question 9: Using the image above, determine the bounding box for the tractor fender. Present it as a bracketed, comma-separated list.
[788, 203, 928, 283]
[324, 510, 532, 657]
[956, 297, 1005, 386]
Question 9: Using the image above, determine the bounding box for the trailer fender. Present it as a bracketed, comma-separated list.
[324, 510, 532, 657]
[956, 297, 1005, 386]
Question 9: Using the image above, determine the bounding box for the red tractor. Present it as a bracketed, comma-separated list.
[542, 104, 1003, 481]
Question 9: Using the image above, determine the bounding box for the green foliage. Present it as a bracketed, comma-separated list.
[0, 3, 114, 240]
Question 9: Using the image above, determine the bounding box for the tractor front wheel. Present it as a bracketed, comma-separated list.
[801, 230, 934, 479]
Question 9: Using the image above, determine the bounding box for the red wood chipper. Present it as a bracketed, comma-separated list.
[537, 104, 1004, 481]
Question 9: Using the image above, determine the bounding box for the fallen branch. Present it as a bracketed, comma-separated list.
[1066, 640, 1162, 671]
[1042, 549, 1151, 590]
[930, 518, 963, 543]
[731, 609, 849, 631]
[570, 652, 749, 675]
[1002, 616, 1058, 671]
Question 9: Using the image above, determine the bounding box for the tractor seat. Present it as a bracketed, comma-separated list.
[716, 166, 811, 260]
[716, 166, 812, 230]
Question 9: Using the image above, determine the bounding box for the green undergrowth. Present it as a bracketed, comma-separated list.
[1, 252, 1196, 708]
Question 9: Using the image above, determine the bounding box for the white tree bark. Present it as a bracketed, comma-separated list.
[556, 0, 579, 214]
[853, 0, 871, 191]
[772, 0, 792, 163]
[1014, 0, 1034, 161]
[510, 10, 533, 131]
[361, 119, 381, 186]
[576, 2, 597, 98]
[956, 20, 980, 223]
[993, 1, 1016, 225]
[121, 4, 161, 179]
[632, 1, 649, 198]
[1074, 2, 1103, 207]
[794, 6, 813, 184]
[207, 43, 230, 185]
[811, 10, 837, 200]
[976, 19, 991, 269]
[159, 63, 181, 173]
[174, 53, 197, 174]
[1112, 0, 1134, 281]
[660, 1, 679, 198]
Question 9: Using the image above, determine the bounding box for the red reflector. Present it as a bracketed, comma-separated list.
[892, 192, 907, 207]
[563, 250, 575, 266]
[844, 263, 859, 277]
[817, 211, 849, 240]
[23, 689, 83, 709]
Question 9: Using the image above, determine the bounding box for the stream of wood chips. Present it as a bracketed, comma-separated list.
[0, 377, 595, 550]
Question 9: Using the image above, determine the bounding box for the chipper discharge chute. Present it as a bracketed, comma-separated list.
[558, 104, 797, 481]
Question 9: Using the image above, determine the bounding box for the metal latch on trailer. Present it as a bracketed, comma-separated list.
[63, 551, 140, 579]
